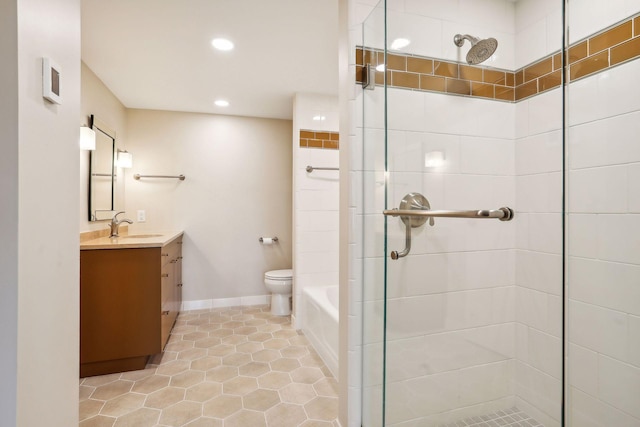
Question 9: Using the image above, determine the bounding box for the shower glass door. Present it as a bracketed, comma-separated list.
[565, 2, 640, 425]
[361, 1, 564, 425]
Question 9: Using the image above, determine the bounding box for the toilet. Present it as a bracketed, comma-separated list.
[264, 269, 293, 316]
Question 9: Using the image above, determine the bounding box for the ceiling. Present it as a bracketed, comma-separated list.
[81, 0, 339, 120]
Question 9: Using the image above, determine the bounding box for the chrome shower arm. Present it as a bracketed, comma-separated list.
[454, 34, 480, 47]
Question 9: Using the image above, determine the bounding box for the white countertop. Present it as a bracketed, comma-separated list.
[80, 231, 183, 250]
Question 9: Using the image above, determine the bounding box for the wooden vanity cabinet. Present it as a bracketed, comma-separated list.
[80, 235, 183, 377]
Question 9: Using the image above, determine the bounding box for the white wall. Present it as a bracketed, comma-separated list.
[125, 109, 293, 307]
[80, 62, 127, 232]
[514, 0, 562, 68]
[292, 93, 340, 328]
[14, 0, 81, 425]
[568, 0, 640, 42]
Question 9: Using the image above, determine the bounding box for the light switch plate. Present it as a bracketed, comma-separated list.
[137, 210, 146, 222]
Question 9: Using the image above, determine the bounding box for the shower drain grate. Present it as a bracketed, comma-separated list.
[439, 407, 543, 427]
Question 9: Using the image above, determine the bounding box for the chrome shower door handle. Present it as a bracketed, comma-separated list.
[390, 216, 412, 260]
[383, 207, 514, 221]
[387, 193, 434, 260]
[384, 192, 514, 260]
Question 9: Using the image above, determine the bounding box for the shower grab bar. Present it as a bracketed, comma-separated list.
[134, 174, 186, 181]
[383, 207, 514, 221]
[306, 166, 339, 173]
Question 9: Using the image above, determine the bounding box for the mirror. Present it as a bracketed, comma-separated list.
[88, 115, 116, 221]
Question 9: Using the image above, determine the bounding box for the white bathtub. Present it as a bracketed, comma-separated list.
[302, 286, 338, 378]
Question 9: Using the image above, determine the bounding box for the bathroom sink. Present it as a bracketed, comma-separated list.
[120, 234, 164, 239]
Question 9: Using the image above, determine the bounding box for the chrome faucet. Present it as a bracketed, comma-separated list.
[109, 211, 133, 238]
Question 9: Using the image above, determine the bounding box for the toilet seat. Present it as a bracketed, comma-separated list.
[265, 269, 293, 280]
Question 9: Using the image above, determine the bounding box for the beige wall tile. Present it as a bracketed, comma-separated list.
[495, 86, 515, 102]
[392, 71, 420, 89]
[539, 70, 562, 92]
[420, 75, 446, 92]
[407, 57, 433, 74]
[460, 65, 483, 82]
[589, 20, 632, 54]
[524, 57, 553, 82]
[515, 80, 538, 101]
[611, 36, 640, 66]
[570, 51, 609, 80]
[446, 78, 471, 95]
[471, 82, 495, 99]
[568, 40, 588, 64]
[387, 53, 407, 71]
[434, 61, 459, 78]
[484, 69, 506, 85]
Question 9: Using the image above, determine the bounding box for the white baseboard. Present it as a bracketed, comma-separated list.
[181, 295, 270, 311]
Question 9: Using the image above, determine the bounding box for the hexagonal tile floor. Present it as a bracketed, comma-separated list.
[79, 305, 339, 427]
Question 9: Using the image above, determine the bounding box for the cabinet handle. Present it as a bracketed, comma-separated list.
[177, 256, 183, 260]
[170, 259, 177, 264]
[161, 273, 169, 278]
[177, 283, 183, 287]
[162, 310, 170, 315]
[161, 253, 169, 257]
[177, 241, 183, 245]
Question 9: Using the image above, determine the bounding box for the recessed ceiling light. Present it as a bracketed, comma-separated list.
[211, 38, 234, 51]
[390, 38, 410, 50]
[312, 115, 326, 121]
[214, 99, 229, 107]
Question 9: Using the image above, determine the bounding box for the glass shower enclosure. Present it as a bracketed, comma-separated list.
[359, 0, 640, 426]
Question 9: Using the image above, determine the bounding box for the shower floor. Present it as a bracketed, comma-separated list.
[440, 407, 543, 427]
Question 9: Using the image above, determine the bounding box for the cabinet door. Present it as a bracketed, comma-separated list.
[175, 243, 183, 315]
[160, 259, 174, 349]
[160, 238, 182, 349]
[81, 248, 162, 363]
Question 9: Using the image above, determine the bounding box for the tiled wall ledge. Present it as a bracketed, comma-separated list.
[300, 129, 339, 150]
[356, 12, 640, 103]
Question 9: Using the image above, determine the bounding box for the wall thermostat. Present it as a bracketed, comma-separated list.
[42, 57, 62, 104]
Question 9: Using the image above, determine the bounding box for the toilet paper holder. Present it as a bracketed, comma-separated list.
[259, 237, 279, 243]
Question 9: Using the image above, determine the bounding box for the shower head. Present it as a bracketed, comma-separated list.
[454, 34, 498, 65]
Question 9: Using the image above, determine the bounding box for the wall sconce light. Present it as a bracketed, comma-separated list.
[424, 151, 445, 168]
[79, 126, 96, 150]
[116, 150, 133, 168]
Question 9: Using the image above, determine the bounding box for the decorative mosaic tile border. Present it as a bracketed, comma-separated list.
[356, 48, 516, 101]
[300, 130, 339, 150]
[356, 13, 640, 103]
